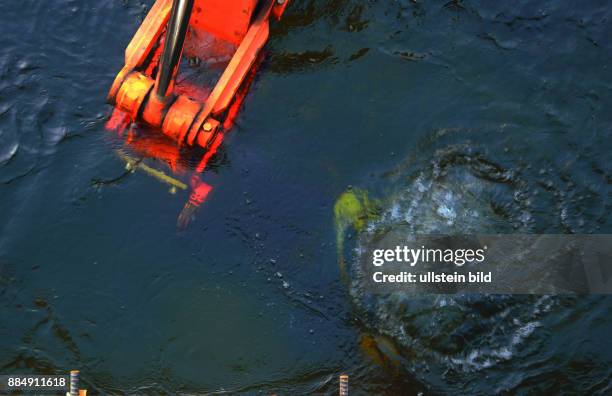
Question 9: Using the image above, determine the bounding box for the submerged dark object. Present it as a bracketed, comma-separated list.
[334, 152, 558, 392]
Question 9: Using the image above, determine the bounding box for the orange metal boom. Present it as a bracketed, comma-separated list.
[106, 0, 289, 226]
[108, 0, 288, 149]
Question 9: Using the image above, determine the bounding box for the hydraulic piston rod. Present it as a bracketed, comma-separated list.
[155, 0, 194, 99]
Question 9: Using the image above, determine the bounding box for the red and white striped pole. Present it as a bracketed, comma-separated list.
[339, 374, 349, 396]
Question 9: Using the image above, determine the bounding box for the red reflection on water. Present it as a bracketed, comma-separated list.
[104, 49, 261, 227]
[106, 108, 213, 227]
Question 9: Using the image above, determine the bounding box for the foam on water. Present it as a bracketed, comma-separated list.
[344, 148, 564, 390]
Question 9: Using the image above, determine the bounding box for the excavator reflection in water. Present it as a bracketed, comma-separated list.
[104, 0, 289, 227]
[105, 60, 257, 228]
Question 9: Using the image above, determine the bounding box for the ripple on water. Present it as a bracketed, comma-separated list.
[0, 142, 18, 166]
[0, 55, 75, 184]
[342, 131, 610, 392]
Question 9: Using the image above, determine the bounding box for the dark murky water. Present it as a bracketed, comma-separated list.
[1, 0, 611, 394]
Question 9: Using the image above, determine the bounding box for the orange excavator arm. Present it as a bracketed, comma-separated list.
[108, 0, 289, 149]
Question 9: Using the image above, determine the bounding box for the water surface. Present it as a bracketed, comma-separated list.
[0, 0, 611, 394]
